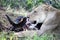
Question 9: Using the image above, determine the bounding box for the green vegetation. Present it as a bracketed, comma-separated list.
[0, 32, 60, 40]
[0, 0, 43, 11]
[0, 31, 17, 40]
[0, 0, 60, 10]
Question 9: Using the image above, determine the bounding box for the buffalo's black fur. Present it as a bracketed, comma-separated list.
[6, 15, 27, 32]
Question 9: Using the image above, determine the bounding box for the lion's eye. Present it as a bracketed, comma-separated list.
[34, 11, 37, 13]
[33, 11, 37, 15]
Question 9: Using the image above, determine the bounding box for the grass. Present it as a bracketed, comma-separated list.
[0, 31, 60, 40]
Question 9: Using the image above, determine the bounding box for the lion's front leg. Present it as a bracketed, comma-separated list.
[37, 23, 58, 36]
[37, 13, 58, 36]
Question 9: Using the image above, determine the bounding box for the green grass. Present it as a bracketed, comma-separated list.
[0, 32, 60, 40]
[0, 31, 17, 40]
[25, 33, 60, 40]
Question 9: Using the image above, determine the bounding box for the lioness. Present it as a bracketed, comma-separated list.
[27, 4, 60, 36]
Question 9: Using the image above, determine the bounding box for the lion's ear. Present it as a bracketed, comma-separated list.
[43, 4, 50, 11]
[44, 6, 49, 11]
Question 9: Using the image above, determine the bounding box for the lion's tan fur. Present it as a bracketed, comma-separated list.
[27, 4, 60, 35]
